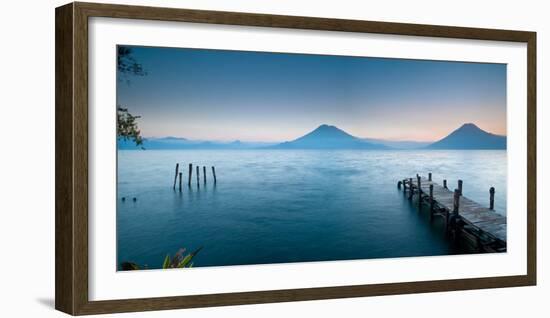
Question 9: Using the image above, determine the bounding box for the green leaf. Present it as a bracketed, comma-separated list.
[178, 246, 204, 268]
[177, 254, 194, 268]
[162, 254, 171, 269]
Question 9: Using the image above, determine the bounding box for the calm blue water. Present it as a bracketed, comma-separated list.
[117, 150, 506, 269]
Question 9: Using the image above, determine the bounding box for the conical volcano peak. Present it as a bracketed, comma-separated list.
[316, 124, 336, 130]
[457, 123, 483, 132]
[303, 124, 356, 139]
[271, 124, 387, 149]
[311, 124, 344, 133]
[428, 123, 506, 149]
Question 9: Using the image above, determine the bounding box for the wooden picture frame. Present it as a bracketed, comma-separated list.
[55, 2, 536, 315]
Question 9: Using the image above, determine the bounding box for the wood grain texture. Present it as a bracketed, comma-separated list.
[75, 276, 533, 315]
[405, 177, 507, 242]
[55, 3, 75, 315]
[73, 2, 90, 314]
[55, 2, 537, 315]
[526, 33, 537, 286]
[75, 1, 534, 42]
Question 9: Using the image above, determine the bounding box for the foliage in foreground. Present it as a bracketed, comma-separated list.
[117, 46, 147, 78]
[116, 46, 147, 148]
[117, 106, 144, 147]
[121, 247, 203, 271]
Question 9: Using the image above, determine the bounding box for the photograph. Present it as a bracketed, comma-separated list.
[116, 45, 507, 271]
[116, 45, 507, 270]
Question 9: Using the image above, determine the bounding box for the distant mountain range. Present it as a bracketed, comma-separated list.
[119, 123, 506, 150]
[427, 123, 506, 149]
[117, 137, 277, 150]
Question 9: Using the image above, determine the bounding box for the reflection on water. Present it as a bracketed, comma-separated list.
[117, 149, 506, 269]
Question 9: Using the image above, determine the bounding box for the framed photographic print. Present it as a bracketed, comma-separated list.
[55, 2, 536, 315]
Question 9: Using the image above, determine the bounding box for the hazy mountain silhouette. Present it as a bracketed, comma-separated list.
[118, 123, 505, 150]
[271, 124, 387, 149]
[117, 137, 276, 150]
[361, 138, 430, 149]
[427, 123, 506, 149]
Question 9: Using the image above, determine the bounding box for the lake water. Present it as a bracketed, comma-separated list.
[117, 149, 506, 269]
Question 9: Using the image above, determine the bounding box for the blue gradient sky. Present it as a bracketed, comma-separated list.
[117, 46, 506, 142]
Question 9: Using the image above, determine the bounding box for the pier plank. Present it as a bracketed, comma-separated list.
[402, 176, 506, 247]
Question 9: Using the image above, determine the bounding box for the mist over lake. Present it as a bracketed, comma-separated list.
[117, 149, 506, 269]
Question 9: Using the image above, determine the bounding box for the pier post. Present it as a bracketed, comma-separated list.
[446, 189, 460, 233]
[173, 163, 179, 189]
[453, 189, 460, 215]
[196, 166, 200, 186]
[443, 179, 447, 189]
[429, 184, 434, 218]
[428, 172, 432, 181]
[212, 166, 217, 184]
[417, 175, 422, 206]
[408, 178, 413, 200]
[397, 177, 505, 249]
[490, 187, 495, 210]
[203, 166, 207, 184]
[188, 164, 192, 186]
[178, 172, 182, 192]
[445, 210, 450, 233]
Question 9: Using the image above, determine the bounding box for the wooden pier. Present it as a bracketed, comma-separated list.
[398, 175, 506, 253]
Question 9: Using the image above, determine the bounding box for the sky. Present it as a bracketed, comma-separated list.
[117, 45, 506, 142]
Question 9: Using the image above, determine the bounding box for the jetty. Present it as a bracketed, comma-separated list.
[398, 174, 506, 253]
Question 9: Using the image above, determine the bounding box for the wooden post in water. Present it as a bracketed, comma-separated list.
[446, 189, 460, 233]
[458, 179, 463, 196]
[429, 184, 434, 218]
[402, 179, 407, 196]
[452, 189, 461, 239]
[212, 166, 217, 184]
[428, 172, 432, 181]
[188, 164, 192, 186]
[203, 166, 207, 184]
[417, 175, 422, 206]
[196, 166, 200, 186]
[178, 172, 182, 192]
[397, 181, 402, 189]
[443, 179, 447, 189]
[408, 178, 413, 200]
[490, 187, 495, 210]
[173, 163, 179, 189]
[453, 189, 460, 214]
[445, 210, 450, 233]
